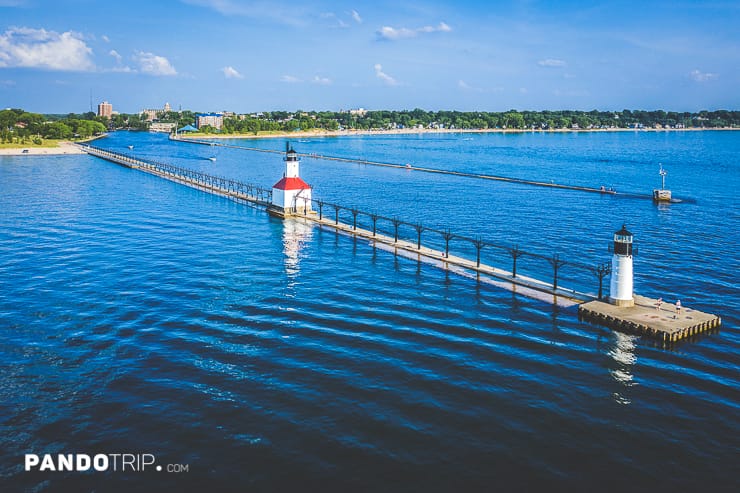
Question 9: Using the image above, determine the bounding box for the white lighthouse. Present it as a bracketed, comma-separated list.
[609, 224, 635, 307]
[270, 144, 312, 217]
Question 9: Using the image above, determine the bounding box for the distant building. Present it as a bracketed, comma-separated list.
[349, 108, 367, 116]
[149, 122, 177, 133]
[97, 101, 113, 118]
[195, 113, 224, 130]
[141, 102, 172, 122]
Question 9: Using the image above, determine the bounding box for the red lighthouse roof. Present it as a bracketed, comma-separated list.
[272, 176, 310, 190]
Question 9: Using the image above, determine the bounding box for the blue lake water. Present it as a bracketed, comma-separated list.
[1, 130, 738, 492]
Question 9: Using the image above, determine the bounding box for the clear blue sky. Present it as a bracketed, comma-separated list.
[0, 0, 737, 113]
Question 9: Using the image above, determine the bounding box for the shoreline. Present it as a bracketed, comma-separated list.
[178, 126, 740, 141]
[0, 141, 86, 156]
[0, 134, 107, 156]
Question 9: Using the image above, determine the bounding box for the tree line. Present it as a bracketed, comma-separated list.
[1, 109, 107, 144]
[192, 108, 740, 133]
[2, 107, 738, 145]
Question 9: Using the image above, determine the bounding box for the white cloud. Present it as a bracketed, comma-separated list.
[420, 22, 451, 33]
[320, 12, 349, 28]
[222, 65, 243, 79]
[689, 69, 718, 82]
[378, 26, 415, 40]
[458, 79, 471, 90]
[377, 22, 452, 40]
[134, 51, 177, 76]
[538, 58, 566, 67]
[280, 75, 301, 83]
[312, 75, 332, 85]
[351, 10, 362, 23]
[101, 35, 110, 43]
[109, 65, 133, 73]
[105, 49, 133, 72]
[374, 63, 398, 86]
[0, 27, 94, 71]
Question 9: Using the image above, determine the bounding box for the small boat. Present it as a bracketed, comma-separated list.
[207, 156, 217, 162]
[652, 164, 672, 202]
[128, 145, 134, 150]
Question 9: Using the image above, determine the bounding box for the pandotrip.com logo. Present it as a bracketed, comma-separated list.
[25, 453, 190, 473]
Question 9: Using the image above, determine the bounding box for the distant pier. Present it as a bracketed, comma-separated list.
[80, 143, 720, 344]
[173, 136, 680, 201]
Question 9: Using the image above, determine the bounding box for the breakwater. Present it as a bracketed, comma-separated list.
[172, 136, 676, 201]
[79, 143, 720, 342]
[79, 143, 602, 303]
[79, 144, 272, 207]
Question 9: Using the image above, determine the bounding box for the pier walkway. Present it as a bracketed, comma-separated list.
[80, 143, 719, 343]
[78, 144, 272, 206]
[78, 143, 594, 306]
[173, 136, 665, 201]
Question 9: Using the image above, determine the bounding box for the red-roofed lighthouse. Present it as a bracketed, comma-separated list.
[269, 144, 312, 217]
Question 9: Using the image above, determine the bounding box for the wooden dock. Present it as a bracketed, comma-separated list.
[578, 295, 721, 343]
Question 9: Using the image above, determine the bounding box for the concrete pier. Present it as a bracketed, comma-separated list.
[293, 213, 591, 306]
[81, 143, 723, 344]
[173, 137, 658, 200]
[578, 295, 721, 343]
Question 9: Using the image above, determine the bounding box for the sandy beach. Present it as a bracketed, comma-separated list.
[0, 141, 86, 156]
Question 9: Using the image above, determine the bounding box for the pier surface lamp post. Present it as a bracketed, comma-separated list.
[609, 224, 635, 307]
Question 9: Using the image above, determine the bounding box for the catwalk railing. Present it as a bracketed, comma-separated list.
[79, 144, 272, 205]
[285, 199, 611, 301]
[81, 143, 612, 301]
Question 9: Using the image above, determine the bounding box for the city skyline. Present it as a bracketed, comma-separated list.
[0, 0, 738, 113]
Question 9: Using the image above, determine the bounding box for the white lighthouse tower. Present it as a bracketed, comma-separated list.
[270, 144, 312, 217]
[609, 224, 635, 307]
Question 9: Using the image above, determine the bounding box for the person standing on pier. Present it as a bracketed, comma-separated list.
[656, 297, 663, 311]
[675, 300, 682, 318]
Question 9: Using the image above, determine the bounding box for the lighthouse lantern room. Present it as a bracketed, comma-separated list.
[609, 224, 635, 307]
[270, 143, 312, 217]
